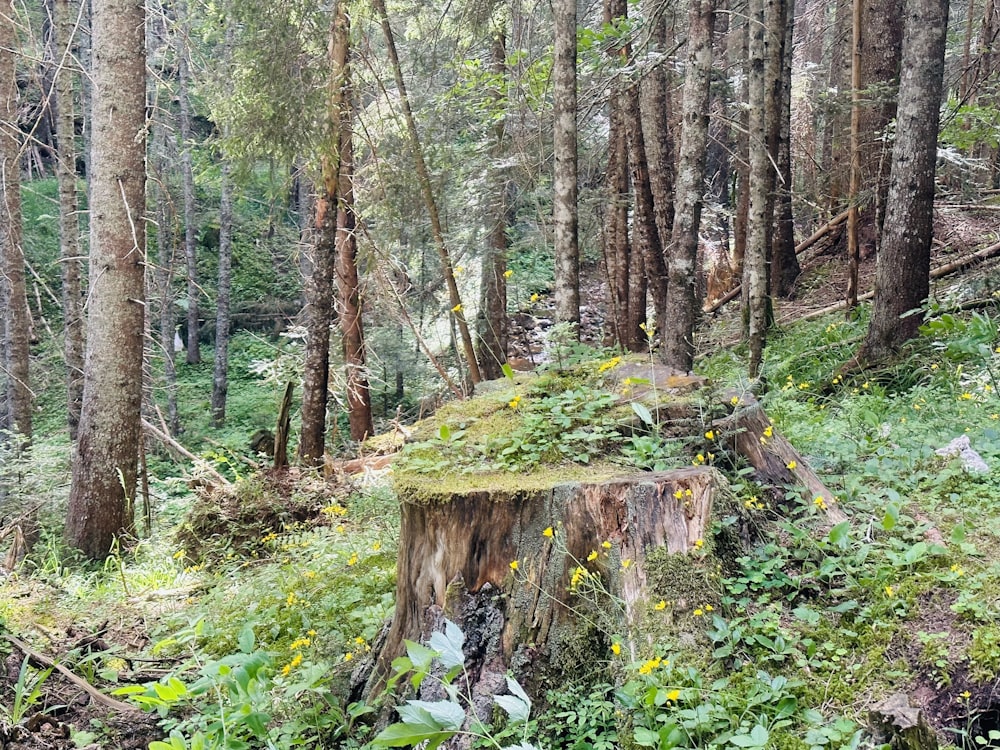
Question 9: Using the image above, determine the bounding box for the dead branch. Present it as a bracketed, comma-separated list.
[141, 419, 232, 488]
[3, 634, 141, 714]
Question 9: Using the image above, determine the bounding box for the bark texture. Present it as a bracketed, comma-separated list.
[663, 0, 715, 371]
[0, 0, 31, 439]
[211, 161, 233, 427]
[54, 0, 84, 439]
[66, 0, 146, 558]
[860, 0, 949, 361]
[552, 0, 580, 331]
[177, 7, 200, 364]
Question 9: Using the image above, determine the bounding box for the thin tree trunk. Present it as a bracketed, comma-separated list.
[663, 0, 715, 371]
[642, 0, 676, 252]
[0, 0, 31, 440]
[744, 0, 771, 377]
[846, 0, 862, 311]
[553, 0, 580, 333]
[211, 160, 233, 427]
[476, 31, 509, 380]
[334, 16, 373, 443]
[626, 84, 667, 340]
[177, 5, 200, 364]
[858, 0, 949, 361]
[731, 13, 749, 279]
[54, 0, 84, 439]
[959, 0, 977, 99]
[372, 0, 483, 380]
[66, 0, 146, 559]
[153, 146, 179, 436]
[771, 0, 799, 298]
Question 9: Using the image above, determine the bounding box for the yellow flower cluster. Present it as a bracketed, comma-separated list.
[744, 496, 765, 510]
[813, 496, 828, 511]
[320, 503, 348, 517]
[509, 394, 522, 410]
[692, 603, 714, 617]
[638, 657, 664, 675]
[598, 356, 622, 373]
[543, 526, 555, 538]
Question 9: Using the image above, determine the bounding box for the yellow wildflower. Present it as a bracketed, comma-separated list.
[638, 658, 661, 675]
[693, 608, 704, 616]
[451, 303, 463, 313]
[509, 560, 519, 571]
[601, 540, 612, 549]
[960, 392, 974, 401]
[335, 524, 345, 533]
[530, 293, 540, 303]
[454, 265, 465, 275]
[814, 496, 827, 511]
[504, 269, 513, 278]
[173, 550, 185, 560]
[666, 689, 680, 702]
[289, 637, 312, 651]
[694, 539, 704, 549]
[705, 604, 714, 612]
[344, 652, 353, 662]
[786, 460, 797, 470]
[621, 558, 632, 569]
[705, 430, 715, 440]
[587, 550, 598, 562]
[355, 636, 366, 645]
[885, 585, 894, 598]
[611, 642, 621, 655]
[372, 541, 382, 551]
[763, 425, 773, 438]
[347, 553, 359, 566]
[862, 382, 870, 390]
[693, 453, 705, 465]
[951, 564, 964, 577]
[543, 526, 555, 538]
[674, 489, 684, 500]
[598, 356, 622, 373]
[730, 395, 740, 406]
[654, 600, 667, 611]
[307, 629, 317, 636]
[509, 394, 522, 409]
[286, 592, 299, 606]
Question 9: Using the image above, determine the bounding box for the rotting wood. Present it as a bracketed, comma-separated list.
[274, 381, 294, 469]
[869, 693, 939, 750]
[357, 468, 737, 708]
[714, 390, 847, 524]
[3, 634, 141, 714]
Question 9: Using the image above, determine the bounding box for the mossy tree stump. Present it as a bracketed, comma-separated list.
[363, 467, 741, 702]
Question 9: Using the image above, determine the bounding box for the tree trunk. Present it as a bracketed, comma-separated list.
[299, 2, 350, 466]
[368, 467, 737, 698]
[334, 27, 374, 444]
[211, 160, 233, 428]
[744, 0, 772, 377]
[66, 0, 146, 559]
[372, 0, 482, 382]
[663, 0, 715, 371]
[731, 12, 750, 283]
[177, 8, 200, 365]
[0, 0, 32, 440]
[54, 0, 84, 440]
[641, 1, 676, 256]
[857, 0, 904, 255]
[770, 0, 800, 298]
[553, 0, 580, 333]
[476, 31, 509, 380]
[627, 84, 668, 342]
[858, 0, 949, 362]
[153, 143, 180, 437]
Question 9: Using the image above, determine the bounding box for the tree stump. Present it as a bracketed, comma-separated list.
[361, 467, 744, 702]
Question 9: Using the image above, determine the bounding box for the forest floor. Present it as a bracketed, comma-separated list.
[2, 201, 1000, 750]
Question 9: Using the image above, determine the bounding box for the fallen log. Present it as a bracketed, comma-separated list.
[141, 419, 231, 489]
[714, 391, 846, 524]
[705, 210, 849, 314]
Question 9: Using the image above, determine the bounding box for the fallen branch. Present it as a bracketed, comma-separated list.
[141, 419, 232, 488]
[784, 238, 1000, 325]
[3, 633, 140, 714]
[705, 210, 849, 314]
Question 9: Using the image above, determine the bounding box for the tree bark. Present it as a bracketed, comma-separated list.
[152, 139, 180, 437]
[334, 31, 374, 444]
[66, 0, 146, 559]
[553, 0, 580, 333]
[299, 1, 350, 466]
[744, 0, 773, 377]
[641, 0, 676, 259]
[770, 0, 800, 298]
[54, 0, 84, 440]
[369, 468, 734, 697]
[211, 160, 233, 428]
[177, 5, 200, 364]
[0, 0, 32, 440]
[476, 31, 510, 380]
[663, 0, 715, 371]
[858, 0, 949, 362]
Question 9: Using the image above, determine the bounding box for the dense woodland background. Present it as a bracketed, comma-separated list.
[1, 0, 1000, 746]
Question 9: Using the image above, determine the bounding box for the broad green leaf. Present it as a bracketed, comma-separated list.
[502, 363, 515, 381]
[495, 694, 530, 724]
[883, 503, 899, 531]
[631, 401, 654, 426]
[373, 722, 456, 748]
[428, 620, 465, 669]
[505, 674, 532, 709]
[237, 624, 255, 654]
[404, 641, 438, 671]
[404, 700, 466, 730]
[632, 727, 659, 747]
[438, 424, 451, 441]
[828, 521, 851, 546]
